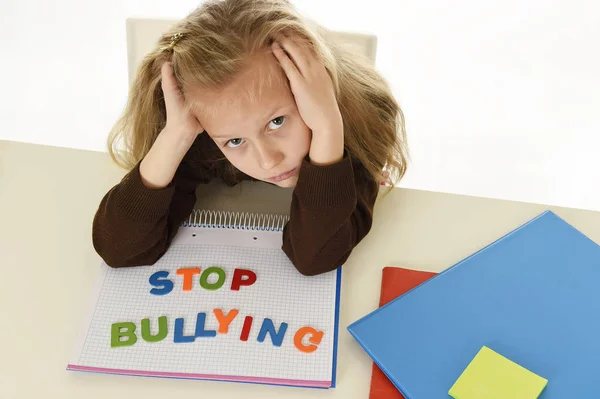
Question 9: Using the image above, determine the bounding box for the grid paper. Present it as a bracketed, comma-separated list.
[69, 226, 339, 386]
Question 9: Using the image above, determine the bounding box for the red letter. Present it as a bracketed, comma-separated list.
[176, 267, 201, 291]
[240, 316, 253, 341]
[294, 327, 324, 353]
[231, 269, 257, 291]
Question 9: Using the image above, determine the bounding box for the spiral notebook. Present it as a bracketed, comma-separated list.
[68, 209, 342, 389]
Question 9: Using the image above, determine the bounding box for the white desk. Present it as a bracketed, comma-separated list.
[2, 139, 600, 398]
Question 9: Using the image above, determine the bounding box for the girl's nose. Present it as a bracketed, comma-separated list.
[256, 141, 284, 170]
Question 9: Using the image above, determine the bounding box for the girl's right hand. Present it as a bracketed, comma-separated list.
[160, 62, 204, 139]
[138, 62, 204, 189]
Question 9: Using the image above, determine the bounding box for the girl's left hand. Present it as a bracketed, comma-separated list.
[272, 33, 344, 166]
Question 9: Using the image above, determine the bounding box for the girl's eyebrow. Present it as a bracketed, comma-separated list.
[211, 134, 237, 139]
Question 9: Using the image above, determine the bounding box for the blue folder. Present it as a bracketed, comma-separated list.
[348, 210, 600, 398]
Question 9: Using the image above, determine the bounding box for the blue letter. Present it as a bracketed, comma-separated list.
[149, 271, 174, 296]
[174, 318, 196, 343]
[194, 313, 217, 337]
[257, 318, 288, 347]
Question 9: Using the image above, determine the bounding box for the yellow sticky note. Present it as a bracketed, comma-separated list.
[449, 346, 548, 399]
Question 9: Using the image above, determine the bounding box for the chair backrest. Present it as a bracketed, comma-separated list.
[126, 17, 377, 85]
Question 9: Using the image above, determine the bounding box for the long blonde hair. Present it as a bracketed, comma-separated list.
[108, 0, 408, 186]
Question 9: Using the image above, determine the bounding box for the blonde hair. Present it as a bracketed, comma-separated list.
[108, 0, 409, 186]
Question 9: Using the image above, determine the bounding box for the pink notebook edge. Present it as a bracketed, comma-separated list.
[66, 364, 331, 388]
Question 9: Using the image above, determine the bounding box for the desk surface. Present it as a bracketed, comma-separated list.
[2, 139, 599, 399]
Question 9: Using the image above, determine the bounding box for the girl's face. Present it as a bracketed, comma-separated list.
[190, 52, 311, 188]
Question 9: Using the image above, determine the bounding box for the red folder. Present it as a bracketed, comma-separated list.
[369, 267, 438, 399]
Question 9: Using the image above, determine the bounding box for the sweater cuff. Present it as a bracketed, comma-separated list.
[113, 162, 177, 222]
[294, 152, 356, 207]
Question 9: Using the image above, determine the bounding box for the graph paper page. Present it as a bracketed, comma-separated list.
[69, 226, 339, 386]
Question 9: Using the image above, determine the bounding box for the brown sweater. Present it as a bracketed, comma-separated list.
[92, 133, 379, 276]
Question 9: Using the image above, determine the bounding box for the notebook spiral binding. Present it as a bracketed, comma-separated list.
[182, 209, 290, 232]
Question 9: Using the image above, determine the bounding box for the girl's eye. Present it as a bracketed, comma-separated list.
[226, 138, 245, 148]
[268, 116, 286, 130]
[224, 116, 285, 148]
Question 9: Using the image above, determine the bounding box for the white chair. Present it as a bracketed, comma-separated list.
[125, 18, 378, 215]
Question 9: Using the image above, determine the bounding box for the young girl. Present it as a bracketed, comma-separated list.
[93, 0, 408, 276]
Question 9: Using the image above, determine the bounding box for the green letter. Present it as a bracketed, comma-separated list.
[111, 322, 137, 348]
[200, 267, 226, 290]
[141, 316, 168, 343]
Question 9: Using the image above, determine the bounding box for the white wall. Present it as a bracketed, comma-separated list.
[1, 0, 599, 211]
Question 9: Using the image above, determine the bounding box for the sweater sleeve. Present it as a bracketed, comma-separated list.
[281, 153, 379, 276]
[92, 162, 202, 268]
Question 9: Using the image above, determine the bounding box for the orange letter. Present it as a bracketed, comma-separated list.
[213, 309, 239, 334]
[294, 327, 324, 353]
[231, 269, 257, 291]
[176, 267, 201, 291]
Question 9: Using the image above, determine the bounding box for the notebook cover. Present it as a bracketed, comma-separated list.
[68, 266, 342, 389]
[348, 210, 600, 398]
[67, 225, 342, 389]
[369, 267, 437, 399]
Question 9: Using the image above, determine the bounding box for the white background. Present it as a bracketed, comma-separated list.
[1, 0, 598, 211]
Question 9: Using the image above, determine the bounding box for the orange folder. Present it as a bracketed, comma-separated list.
[369, 267, 438, 399]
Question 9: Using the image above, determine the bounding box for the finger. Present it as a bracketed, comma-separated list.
[274, 34, 311, 76]
[282, 31, 320, 66]
[272, 41, 302, 82]
[160, 62, 184, 110]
